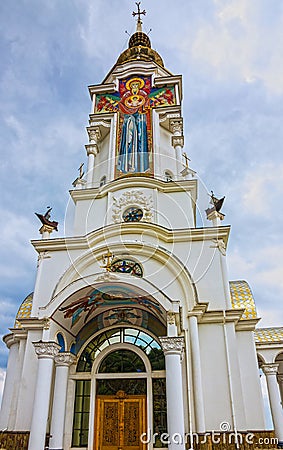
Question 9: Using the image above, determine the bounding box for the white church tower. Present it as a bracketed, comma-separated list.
[1, 4, 283, 450]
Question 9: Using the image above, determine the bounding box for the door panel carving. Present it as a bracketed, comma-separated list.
[95, 394, 146, 450]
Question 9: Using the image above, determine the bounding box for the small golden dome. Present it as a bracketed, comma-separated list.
[14, 292, 33, 328]
[129, 31, 151, 49]
[230, 280, 257, 320]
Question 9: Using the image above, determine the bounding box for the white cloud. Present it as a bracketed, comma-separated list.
[190, 0, 283, 93]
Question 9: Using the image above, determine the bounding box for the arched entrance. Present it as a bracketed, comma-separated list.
[71, 327, 167, 449]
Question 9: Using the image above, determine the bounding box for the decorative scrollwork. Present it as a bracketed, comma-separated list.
[112, 190, 153, 223]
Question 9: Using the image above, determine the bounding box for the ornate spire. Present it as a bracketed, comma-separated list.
[129, 2, 151, 49]
[132, 2, 146, 32]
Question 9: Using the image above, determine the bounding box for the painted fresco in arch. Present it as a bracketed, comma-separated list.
[94, 75, 176, 177]
[58, 285, 164, 329]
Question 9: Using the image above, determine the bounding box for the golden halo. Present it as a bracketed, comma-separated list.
[125, 77, 145, 91]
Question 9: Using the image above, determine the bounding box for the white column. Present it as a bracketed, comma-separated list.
[169, 118, 184, 177]
[160, 336, 185, 450]
[188, 315, 206, 433]
[28, 341, 61, 450]
[86, 127, 101, 188]
[0, 334, 18, 429]
[85, 148, 96, 187]
[8, 336, 26, 429]
[49, 352, 76, 450]
[262, 364, 283, 445]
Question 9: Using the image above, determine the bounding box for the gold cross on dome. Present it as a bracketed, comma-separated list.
[132, 2, 146, 21]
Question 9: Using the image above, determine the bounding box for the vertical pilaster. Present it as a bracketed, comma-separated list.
[160, 336, 185, 450]
[49, 352, 76, 450]
[188, 315, 206, 433]
[28, 341, 61, 450]
[86, 127, 101, 187]
[170, 118, 184, 177]
[262, 364, 283, 445]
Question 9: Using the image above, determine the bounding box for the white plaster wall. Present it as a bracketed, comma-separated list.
[176, 241, 227, 310]
[223, 322, 247, 430]
[198, 323, 232, 430]
[156, 191, 195, 228]
[157, 127, 177, 178]
[237, 330, 266, 429]
[32, 249, 84, 315]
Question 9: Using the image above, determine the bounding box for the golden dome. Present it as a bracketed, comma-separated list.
[129, 31, 151, 48]
[254, 327, 283, 343]
[230, 280, 257, 320]
[14, 292, 33, 328]
[116, 14, 164, 67]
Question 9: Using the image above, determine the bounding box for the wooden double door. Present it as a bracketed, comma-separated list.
[94, 391, 146, 450]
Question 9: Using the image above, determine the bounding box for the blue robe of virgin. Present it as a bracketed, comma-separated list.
[117, 112, 149, 173]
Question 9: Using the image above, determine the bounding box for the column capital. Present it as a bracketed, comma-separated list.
[54, 352, 76, 367]
[87, 126, 101, 142]
[85, 143, 99, 156]
[169, 117, 183, 135]
[171, 135, 184, 149]
[262, 363, 279, 376]
[33, 341, 61, 359]
[159, 336, 185, 355]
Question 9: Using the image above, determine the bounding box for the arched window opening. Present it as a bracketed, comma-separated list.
[98, 349, 146, 373]
[110, 259, 143, 277]
[77, 328, 165, 372]
[56, 332, 65, 352]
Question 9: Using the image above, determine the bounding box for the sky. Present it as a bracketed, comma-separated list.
[0, 0, 282, 419]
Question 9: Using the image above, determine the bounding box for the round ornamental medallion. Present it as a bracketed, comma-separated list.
[122, 207, 143, 222]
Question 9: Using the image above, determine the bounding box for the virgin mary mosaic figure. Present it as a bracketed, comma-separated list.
[117, 77, 150, 174]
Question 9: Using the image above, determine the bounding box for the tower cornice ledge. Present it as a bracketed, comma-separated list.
[70, 176, 197, 202]
[31, 224, 231, 253]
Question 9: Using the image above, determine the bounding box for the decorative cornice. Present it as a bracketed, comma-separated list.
[3, 333, 19, 349]
[70, 176, 197, 201]
[31, 224, 231, 253]
[261, 363, 279, 376]
[33, 341, 61, 359]
[54, 352, 76, 367]
[88, 82, 116, 98]
[235, 318, 260, 331]
[159, 336, 185, 355]
[10, 318, 50, 331]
